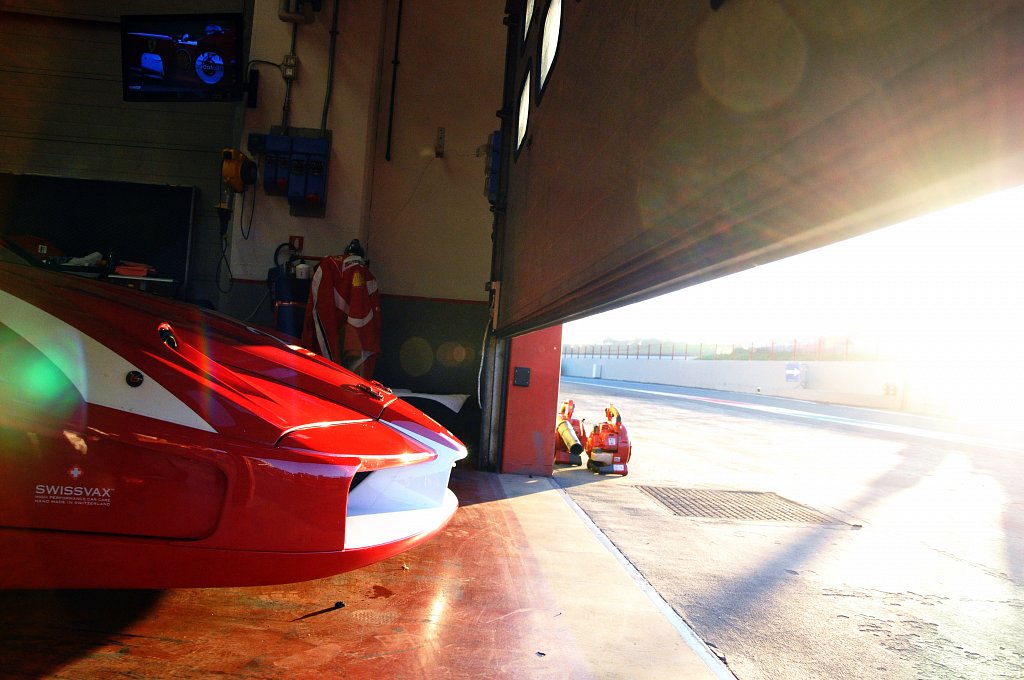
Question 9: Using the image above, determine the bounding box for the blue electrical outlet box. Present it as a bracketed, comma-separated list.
[255, 127, 331, 217]
[287, 134, 330, 217]
[263, 134, 293, 195]
[286, 154, 308, 206]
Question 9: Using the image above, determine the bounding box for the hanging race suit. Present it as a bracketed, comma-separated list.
[302, 254, 381, 379]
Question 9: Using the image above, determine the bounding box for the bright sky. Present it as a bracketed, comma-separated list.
[563, 184, 1024, 359]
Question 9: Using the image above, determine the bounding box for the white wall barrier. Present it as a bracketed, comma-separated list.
[560, 356, 969, 417]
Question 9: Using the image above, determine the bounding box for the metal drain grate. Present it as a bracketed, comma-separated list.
[636, 487, 841, 524]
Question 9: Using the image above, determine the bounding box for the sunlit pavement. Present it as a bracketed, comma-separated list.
[556, 378, 1024, 680]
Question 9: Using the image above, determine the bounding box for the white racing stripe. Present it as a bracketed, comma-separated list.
[2, 290, 215, 432]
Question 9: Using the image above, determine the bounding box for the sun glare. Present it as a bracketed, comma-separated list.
[563, 185, 1024, 425]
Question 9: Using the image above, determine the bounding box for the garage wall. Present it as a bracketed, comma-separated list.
[230, 0, 504, 400]
[364, 1, 501, 302]
[374, 295, 489, 395]
[1, 0, 506, 404]
[227, 0, 382, 282]
[363, 0, 505, 401]
[230, 0, 502, 300]
[0, 1, 249, 305]
[496, 0, 1024, 336]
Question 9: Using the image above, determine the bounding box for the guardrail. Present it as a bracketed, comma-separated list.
[562, 338, 883, 362]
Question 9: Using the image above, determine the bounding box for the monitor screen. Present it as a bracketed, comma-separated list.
[121, 13, 245, 102]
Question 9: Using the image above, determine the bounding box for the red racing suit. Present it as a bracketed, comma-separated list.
[302, 254, 381, 379]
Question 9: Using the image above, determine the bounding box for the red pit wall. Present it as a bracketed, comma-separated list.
[500, 325, 563, 476]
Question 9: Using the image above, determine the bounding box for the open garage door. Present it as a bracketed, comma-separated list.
[492, 0, 1024, 337]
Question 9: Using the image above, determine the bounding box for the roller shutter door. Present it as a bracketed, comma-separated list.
[494, 0, 1024, 336]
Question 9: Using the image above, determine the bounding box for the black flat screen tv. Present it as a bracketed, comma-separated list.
[121, 13, 245, 102]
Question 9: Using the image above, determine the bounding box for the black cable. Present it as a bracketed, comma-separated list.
[321, 0, 341, 132]
[248, 58, 283, 70]
[243, 289, 270, 322]
[282, 22, 299, 129]
[477, 315, 491, 409]
[239, 185, 257, 240]
[217, 237, 234, 294]
[274, 241, 297, 268]
[384, 0, 404, 161]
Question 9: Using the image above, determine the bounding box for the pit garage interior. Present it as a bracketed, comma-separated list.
[1, 1, 1022, 677]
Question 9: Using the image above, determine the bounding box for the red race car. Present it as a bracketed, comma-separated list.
[0, 239, 466, 589]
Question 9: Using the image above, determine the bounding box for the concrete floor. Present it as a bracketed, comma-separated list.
[557, 378, 1024, 680]
[0, 470, 723, 679]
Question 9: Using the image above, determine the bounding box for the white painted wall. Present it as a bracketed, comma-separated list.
[230, 0, 502, 303]
[230, 0, 384, 279]
[366, 1, 503, 301]
[561, 356, 983, 418]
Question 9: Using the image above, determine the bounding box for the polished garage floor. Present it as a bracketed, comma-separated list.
[0, 471, 718, 679]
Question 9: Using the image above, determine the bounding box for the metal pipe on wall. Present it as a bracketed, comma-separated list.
[281, 21, 299, 129]
[384, 0, 404, 161]
[320, 0, 341, 132]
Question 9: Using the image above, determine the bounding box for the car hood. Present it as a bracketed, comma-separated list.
[1, 263, 412, 446]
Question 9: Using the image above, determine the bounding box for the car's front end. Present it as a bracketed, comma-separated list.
[0, 252, 466, 588]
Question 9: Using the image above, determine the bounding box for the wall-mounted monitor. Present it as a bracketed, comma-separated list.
[121, 13, 245, 102]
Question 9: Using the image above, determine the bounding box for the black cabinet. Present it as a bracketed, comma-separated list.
[0, 173, 195, 295]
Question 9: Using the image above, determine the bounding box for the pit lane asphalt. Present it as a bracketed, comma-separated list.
[555, 378, 1024, 680]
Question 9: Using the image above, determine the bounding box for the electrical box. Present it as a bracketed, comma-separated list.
[247, 127, 331, 217]
[247, 131, 266, 155]
[262, 133, 293, 196]
[287, 135, 330, 216]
